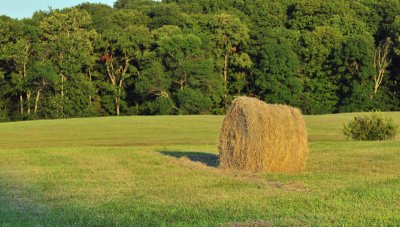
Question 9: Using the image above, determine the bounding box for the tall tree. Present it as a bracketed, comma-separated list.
[208, 12, 251, 102]
[255, 28, 303, 107]
[373, 38, 392, 97]
[27, 60, 58, 115]
[99, 25, 152, 116]
[1, 18, 38, 116]
[298, 26, 343, 114]
[39, 8, 97, 116]
[334, 34, 376, 112]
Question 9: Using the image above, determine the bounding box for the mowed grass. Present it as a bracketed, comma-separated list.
[0, 113, 400, 225]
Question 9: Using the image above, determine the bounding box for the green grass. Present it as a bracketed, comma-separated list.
[1, 113, 400, 225]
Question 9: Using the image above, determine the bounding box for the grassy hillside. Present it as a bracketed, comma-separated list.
[2, 112, 399, 149]
[0, 113, 400, 225]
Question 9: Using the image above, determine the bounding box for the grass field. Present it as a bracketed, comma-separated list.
[0, 113, 400, 225]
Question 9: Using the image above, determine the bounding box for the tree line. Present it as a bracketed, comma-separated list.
[1, 0, 400, 121]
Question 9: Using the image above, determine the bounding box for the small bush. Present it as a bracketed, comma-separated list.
[175, 88, 212, 114]
[343, 113, 397, 141]
[142, 96, 174, 115]
[0, 109, 8, 122]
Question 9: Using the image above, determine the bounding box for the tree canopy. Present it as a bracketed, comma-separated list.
[0, 0, 400, 121]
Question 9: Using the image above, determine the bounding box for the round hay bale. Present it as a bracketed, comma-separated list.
[218, 96, 308, 173]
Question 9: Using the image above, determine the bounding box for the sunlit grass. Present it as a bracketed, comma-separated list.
[1, 113, 400, 225]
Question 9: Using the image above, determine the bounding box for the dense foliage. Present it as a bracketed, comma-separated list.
[1, 0, 400, 121]
[343, 113, 397, 141]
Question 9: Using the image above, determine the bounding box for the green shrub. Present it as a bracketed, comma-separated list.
[175, 88, 212, 114]
[343, 113, 397, 141]
[142, 96, 174, 115]
[0, 108, 8, 122]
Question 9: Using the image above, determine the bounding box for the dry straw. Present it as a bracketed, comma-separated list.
[218, 96, 308, 173]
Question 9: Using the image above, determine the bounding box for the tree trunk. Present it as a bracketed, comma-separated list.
[34, 90, 41, 113]
[20, 94, 24, 115]
[61, 74, 64, 98]
[223, 54, 228, 90]
[116, 81, 123, 116]
[60, 74, 64, 115]
[88, 69, 92, 103]
[373, 38, 392, 99]
[26, 91, 31, 115]
[223, 53, 229, 104]
[115, 96, 120, 116]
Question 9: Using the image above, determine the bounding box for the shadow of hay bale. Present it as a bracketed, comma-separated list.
[159, 151, 219, 167]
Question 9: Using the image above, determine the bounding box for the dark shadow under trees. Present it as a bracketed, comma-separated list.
[159, 151, 219, 167]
